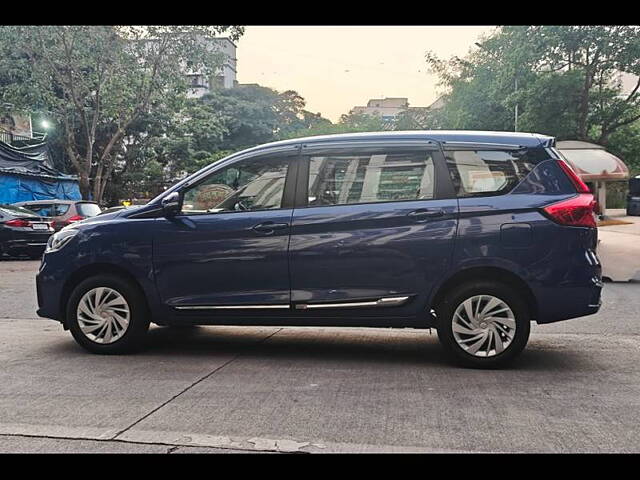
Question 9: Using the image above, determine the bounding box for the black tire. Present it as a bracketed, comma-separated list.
[435, 281, 530, 369]
[66, 274, 150, 354]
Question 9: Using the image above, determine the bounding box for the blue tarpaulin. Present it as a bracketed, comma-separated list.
[0, 140, 81, 204]
[0, 173, 81, 203]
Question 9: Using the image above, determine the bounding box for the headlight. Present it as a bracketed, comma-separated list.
[45, 228, 78, 253]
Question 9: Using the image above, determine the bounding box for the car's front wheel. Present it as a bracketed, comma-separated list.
[66, 274, 150, 354]
[435, 281, 530, 368]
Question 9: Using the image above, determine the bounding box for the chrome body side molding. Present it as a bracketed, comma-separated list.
[174, 296, 411, 311]
[174, 304, 290, 310]
[294, 296, 410, 310]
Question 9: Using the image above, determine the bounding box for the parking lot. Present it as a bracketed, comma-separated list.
[1, 258, 639, 453]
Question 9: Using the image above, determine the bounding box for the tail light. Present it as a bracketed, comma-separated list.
[557, 159, 591, 193]
[67, 215, 85, 223]
[5, 219, 30, 227]
[543, 193, 597, 228]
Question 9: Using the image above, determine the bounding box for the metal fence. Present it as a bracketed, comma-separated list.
[0, 131, 47, 146]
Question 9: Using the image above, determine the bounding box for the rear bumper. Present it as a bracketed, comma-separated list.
[534, 275, 603, 324]
[4, 239, 48, 255]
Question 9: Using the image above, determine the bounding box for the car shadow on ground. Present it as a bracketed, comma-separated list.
[45, 324, 591, 372]
[0, 255, 38, 261]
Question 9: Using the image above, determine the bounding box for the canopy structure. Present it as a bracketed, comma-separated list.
[557, 141, 629, 181]
[557, 140, 630, 216]
[0, 140, 81, 204]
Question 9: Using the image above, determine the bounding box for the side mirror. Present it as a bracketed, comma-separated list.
[161, 191, 182, 217]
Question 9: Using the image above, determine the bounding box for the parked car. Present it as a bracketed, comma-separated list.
[0, 204, 54, 258]
[36, 131, 602, 367]
[14, 200, 102, 231]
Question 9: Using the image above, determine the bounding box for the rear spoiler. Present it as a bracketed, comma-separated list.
[539, 136, 556, 148]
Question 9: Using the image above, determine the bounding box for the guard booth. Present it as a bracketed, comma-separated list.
[556, 140, 630, 217]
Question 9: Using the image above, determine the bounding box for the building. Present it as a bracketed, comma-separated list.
[0, 112, 39, 145]
[184, 37, 238, 98]
[350, 97, 443, 125]
[612, 71, 639, 99]
[134, 35, 238, 98]
[351, 98, 410, 122]
[426, 96, 446, 111]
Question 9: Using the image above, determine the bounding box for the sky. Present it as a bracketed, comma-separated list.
[235, 26, 496, 122]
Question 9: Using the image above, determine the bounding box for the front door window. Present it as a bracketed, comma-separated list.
[182, 157, 290, 214]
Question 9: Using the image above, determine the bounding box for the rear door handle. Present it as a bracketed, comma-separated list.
[252, 221, 289, 234]
[407, 209, 445, 220]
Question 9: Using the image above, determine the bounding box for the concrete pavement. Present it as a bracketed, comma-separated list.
[598, 211, 640, 281]
[1, 260, 639, 453]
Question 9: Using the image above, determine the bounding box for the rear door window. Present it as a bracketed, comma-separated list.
[444, 149, 535, 197]
[307, 150, 435, 206]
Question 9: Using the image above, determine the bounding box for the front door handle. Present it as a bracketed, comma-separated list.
[407, 209, 445, 220]
[252, 222, 289, 234]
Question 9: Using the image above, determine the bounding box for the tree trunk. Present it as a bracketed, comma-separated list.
[78, 172, 91, 200]
[92, 174, 103, 205]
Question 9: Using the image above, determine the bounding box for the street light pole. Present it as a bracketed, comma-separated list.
[475, 42, 519, 132]
[514, 76, 519, 132]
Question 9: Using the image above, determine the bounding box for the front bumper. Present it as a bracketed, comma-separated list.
[35, 257, 67, 323]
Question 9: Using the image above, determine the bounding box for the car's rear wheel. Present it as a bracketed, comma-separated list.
[435, 281, 530, 368]
[66, 274, 150, 354]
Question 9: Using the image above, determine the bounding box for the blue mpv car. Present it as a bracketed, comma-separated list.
[36, 131, 603, 367]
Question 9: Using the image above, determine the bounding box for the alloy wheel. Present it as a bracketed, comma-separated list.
[451, 295, 516, 357]
[76, 287, 130, 344]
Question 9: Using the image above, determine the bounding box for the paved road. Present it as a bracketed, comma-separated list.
[1, 259, 639, 453]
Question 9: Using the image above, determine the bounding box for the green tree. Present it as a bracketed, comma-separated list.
[607, 122, 640, 176]
[282, 110, 386, 140]
[197, 84, 325, 149]
[394, 107, 442, 130]
[0, 25, 243, 203]
[426, 26, 640, 144]
[106, 84, 320, 203]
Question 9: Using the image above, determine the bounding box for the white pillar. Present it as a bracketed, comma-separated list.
[598, 181, 607, 217]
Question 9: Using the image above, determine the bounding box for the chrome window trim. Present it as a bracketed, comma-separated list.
[440, 141, 526, 150]
[152, 144, 302, 205]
